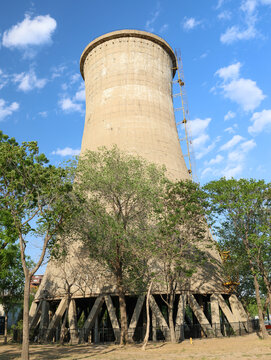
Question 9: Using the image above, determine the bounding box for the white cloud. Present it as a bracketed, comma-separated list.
[240, 139, 256, 152]
[193, 133, 210, 149]
[206, 154, 224, 165]
[0, 69, 9, 90]
[0, 99, 19, 121]
[220, 0, 260, 45]
[200, 52, 208, 59]
[2, 14, 57, 49]
[74, 83, 85, 102]
[59, 98, 83, 113]
[183, 17, 201, 31]
[201, 167, 213, 177]
[240, 0, 258, 15]
[52, 147, 80, 157]
[221, 137, 256, 178]
[145, 3, 160, 32]
[224, 110, 236, 121]
[59, 83, 85, 114]
[218, 11, 232, 20]
[159, 24, 168, 33]
[13, 69, 47, 92]
[189, 118, 211, 137]
[261, 0, 271, 4]
[188, 118, 220, 160]
[38, 111, 48, 118]
[51, 65, 67, 79]
[224, 124, 238, 134]
[248, 109, 271, 135]
[220, 135, 244, 151]
[222, 164, 243, 178]
[222, 78, 265, 112]
[220, 25, 257, 44]
[70, 73, 81, 84]
[215, 63, 265, 112]
[215, 62, 241, 81]
[216, 0, 225, 9]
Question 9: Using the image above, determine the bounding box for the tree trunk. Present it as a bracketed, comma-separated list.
[4, 309, 8, 344]
[115, 259, 128, 345]
[118, 289, 128, 345]
[22, 274, 31, 360]
[168, 294, 176, 343]
[253, 274, 268, 339]
[142, 281, 152, 351]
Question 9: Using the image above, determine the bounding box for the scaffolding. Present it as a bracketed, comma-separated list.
[173, 50, 197, 181]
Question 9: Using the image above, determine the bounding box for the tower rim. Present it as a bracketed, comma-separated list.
[80, 29, 177, 80]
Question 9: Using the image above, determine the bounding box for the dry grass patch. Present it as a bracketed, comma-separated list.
[0, 333, 271, 360]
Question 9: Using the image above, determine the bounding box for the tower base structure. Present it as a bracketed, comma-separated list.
[29, 241, 250, 344]
[29, 291, 251, 344]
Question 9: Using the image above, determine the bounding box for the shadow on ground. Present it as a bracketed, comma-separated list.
[0, 343, 120, 360]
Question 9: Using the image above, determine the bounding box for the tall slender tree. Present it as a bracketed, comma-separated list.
[72, 146, 167, 344]
[0, 131, 75, 359]
[151, 180, 210, 342]
[204, 178, 271, 339]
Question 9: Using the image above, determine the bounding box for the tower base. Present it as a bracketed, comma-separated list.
[29, 292, 251, 344]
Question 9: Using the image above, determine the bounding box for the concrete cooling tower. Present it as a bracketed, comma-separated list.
[79, 30, 190, 181]
[30, 30, 249, 344]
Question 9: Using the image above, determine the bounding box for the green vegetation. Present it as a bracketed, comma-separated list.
[204, 178, 271, 339]
[0, 131, 75, 359]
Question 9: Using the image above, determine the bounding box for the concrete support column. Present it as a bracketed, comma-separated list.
[94, 317, 99, 343]
[210, 294, 222, 337]
[149, 295, 170, 341]
[40, 300, 49, 339]
[152, 311, 157, 341]
[68, 299, 79, 344]
[175, 294, 187, 341]
[128, 295, 144, 341]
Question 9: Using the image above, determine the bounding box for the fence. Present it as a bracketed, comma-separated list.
[13, 319, 260, 344]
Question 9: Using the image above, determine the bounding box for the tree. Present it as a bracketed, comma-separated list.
[0, 131, 75, 359]
[72, 146, 167, 344]
[0, 244, 24, 343]
[150, 180, 210, 342]
[204, 178, 271, 339]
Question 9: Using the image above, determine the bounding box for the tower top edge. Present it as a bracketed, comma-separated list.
[80, 29, 177, 79]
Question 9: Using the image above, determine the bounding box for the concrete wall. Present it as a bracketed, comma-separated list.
[80, 30, 190, 181]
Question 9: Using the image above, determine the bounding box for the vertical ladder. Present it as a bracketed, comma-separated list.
[173, 50, 197, 181]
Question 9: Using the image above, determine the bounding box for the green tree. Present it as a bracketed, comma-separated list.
[151, 180, 210, 342]
[0, 131, 75, 359]
[204, 178, 271, 339]
[72, 146, 167, 344]
[0, 244, 24, 343]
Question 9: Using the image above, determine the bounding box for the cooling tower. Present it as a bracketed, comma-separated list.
[30, 30, 248, 344]
[80, 30, 190, 180]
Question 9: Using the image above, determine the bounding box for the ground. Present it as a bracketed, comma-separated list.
[1, 333, 271, 360]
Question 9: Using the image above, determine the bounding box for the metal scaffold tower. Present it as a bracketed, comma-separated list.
[173, 50, 197, 181]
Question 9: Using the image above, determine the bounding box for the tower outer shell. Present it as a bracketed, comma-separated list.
[80, 30, 190, 181]
[30, 32, 248, 341]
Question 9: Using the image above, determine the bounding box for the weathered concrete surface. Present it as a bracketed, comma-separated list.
[80, 29, 190, 182]
[35, 30, 225, 301]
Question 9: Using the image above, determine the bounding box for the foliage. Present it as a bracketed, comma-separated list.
[0, 131, 75, 358]
[73, 146, 167, 290]
[204, 177, 271, 337]
[72, 146, 168, 343]
[150, 179, 210, 341]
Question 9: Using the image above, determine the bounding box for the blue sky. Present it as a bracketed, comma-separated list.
[1, 0, 271, 185]
[1, 0, 271, 271]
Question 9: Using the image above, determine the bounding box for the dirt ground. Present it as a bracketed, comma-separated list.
[1, 333, 271, 360]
